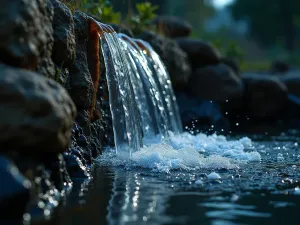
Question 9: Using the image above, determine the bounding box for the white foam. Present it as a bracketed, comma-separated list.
[169, 132, 261, 162]
[98, 132, 261, 173]
[207, 172, 221, 180]
[294, 187, 300, 195]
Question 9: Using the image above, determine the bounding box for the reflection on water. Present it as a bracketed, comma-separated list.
[53, 140, 300, 225]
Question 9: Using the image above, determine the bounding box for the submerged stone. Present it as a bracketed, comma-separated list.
[0, 156, 31, 219]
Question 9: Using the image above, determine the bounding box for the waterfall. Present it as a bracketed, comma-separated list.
[90, 18, 183, 157]
[135, 40, 183, 134]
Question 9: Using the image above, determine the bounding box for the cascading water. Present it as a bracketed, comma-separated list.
[90, 18, 260, 170]
[135, 40, 183, 134]
[95, 21, 142, 157]
[118, 34, 170, 139]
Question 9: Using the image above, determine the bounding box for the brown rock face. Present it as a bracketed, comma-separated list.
[187, 64, 243, 102]
[0, 64, 76, 153]
[0, 0, 55, 78]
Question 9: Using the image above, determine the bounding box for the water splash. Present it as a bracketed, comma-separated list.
[90, 18, 260, 170]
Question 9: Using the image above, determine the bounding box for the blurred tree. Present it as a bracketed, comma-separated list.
[229, 0, 300, 53]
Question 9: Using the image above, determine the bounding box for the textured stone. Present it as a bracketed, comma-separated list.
[36, 0, 56, 78]
[0, 0, 55, 77]
[51, 0, 76, 68]
[69, 11, 94, 109]
[0, 64, 76, 153]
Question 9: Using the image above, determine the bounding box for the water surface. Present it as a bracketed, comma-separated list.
[54, 136, 300, 225]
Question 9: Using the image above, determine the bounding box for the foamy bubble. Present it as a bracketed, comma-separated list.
[98, 132, 261, 173]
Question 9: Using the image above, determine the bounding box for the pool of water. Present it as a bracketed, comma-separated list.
[52, 136, 300, 225]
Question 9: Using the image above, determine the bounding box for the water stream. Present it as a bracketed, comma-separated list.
[57, 19, 300, 225]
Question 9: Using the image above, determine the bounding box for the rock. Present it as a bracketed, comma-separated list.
[109, 23, 134, 37]
[242, 74, 288, 118]
[152, 16, 192, 38]
[270, 60, 290, 74]
[0, 0, 55, 77]
[36, 0, 56, 78]
[63, 154, 89, 178]
[0, 156, 31, 219]
[136, 31, 191, 91]
[280, 73, 300, 97]
[0, 63, 76, 153]
[187, 64, 243, 102]
[221, 57, 240, 75]
[69, 11, 94, 109]
[51, 0, 76, 68]
[176, 38, 221, 68]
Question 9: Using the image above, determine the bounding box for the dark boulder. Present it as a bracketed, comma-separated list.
[0, 156, 31, 219]
[36, 0, 56, 78]
[51, 0, 76, 68]
[69, 11, 94, 109]
[221, 57, 240, 75]
[242, 74, 288, 118]
[136, 31, 191, 91]
[152, 16, 192, 38]
[176, 38, 221, 68]
[270, 60, 290, 74]
[0, 63, 76, 153]
[280, 72, 300, 97]
[0, 0, 55, 77]
[187, 64, 243, 102]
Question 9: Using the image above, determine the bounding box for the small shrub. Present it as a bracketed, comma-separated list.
[62, 0, 120, 24]
[129, 2, 158, 34]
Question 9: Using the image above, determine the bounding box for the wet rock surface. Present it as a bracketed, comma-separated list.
[36, 0, 56, 78]
[0, 156, 31, 220]
[69, 11, 94, 109]
[187, 64, 243, 102]
[51, 0, 76, 68]
[153, 16, 192, 38]
[0, 63, 76, 153]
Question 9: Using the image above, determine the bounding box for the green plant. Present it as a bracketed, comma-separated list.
[224, 42, 244, 63]
[62, 0, 120, 24]
[212, 40, 245, 63]
[129, 2, 158, 34]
